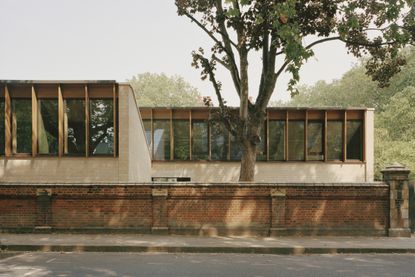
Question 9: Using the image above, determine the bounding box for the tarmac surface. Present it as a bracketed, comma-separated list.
[1, 234, 415, 254]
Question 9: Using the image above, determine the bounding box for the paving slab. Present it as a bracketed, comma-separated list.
[1, 234, 415, 255]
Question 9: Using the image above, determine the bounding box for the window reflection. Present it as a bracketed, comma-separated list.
[269, 120, 285, 161]
[64, 99, 85, 155]
[210, 121, 228, 160]
[38, 99, 58, 155]
[288, 121, 304, 161]
[307, 121, 324, 161]
[143, 120, 152, 150]
[192, 120, 208, 160]
[327, 121, 343, 160]
[174, 120, 190, 160]
[230, 135, 242, 161]
[153, 120, 170, 160]
[89, 99, 114, 155]
[12, 99, 32, 154]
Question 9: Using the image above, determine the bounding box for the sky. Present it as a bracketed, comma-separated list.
[0, 0, 358, 105]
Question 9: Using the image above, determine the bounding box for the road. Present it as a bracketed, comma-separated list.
[1, 252, 414, 277]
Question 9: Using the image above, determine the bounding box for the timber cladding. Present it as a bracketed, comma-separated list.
[0, 183, 389, 236]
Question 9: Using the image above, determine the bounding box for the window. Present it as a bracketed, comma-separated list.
[230, 135, 242, 161]
[269, 120, 285, 161]
[12, 98, 32, 154]
[307, 121, 324, 161]
[143, 120, 152, 149]
[288, 121, 304, 161]
[153, 120, 170, 160]
[0, 98, 4, 155]
[37, 99, 58, 155]
[327, 121, 343, 160]
[89, 99, 114, 155]
[256, 123, 266, 161]
[173, 120, 190, 160]
[347, 120, 363, 160]
[64, 99, 86, 155]
[210, 121, 229, 160]
[192, 120, 208, 160]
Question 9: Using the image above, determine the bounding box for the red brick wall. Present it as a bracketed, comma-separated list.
[0, 183, 389, 236]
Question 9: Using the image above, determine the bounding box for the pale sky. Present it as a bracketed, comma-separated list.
[0, 0, 358, 105]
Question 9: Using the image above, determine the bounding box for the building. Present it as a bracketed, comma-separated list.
[2, 80, 412, 237]
[0, 80, 150, 183]
[0, 80, 374, 183]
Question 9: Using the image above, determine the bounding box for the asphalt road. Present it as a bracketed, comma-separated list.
[1, 252, 414, 277]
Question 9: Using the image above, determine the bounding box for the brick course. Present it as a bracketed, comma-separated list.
[0, 183, 389, 236]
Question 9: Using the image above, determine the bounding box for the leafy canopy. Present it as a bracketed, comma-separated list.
[128, 73, 203, 107]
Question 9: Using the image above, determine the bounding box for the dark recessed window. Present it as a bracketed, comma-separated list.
[269, 120, 285, 161]
[210, 121, 228, 160]
[307, 121, 324, 161]
[37, 99, 58, 155]
[288, 121, 304, 161]
[173, 120, 190, 160]
[12, 99, 32, 154]
[64, 99, 86, 156]
[0, 98, 5, 155]
[192, 120, 208, 160]
[347, 120, 363, 160]
[89, 99, 114, 155]
[153, 120, 170, 160]
[327, 121, 343, 160]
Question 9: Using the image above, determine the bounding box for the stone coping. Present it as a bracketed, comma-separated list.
[0, 182, 388, 187]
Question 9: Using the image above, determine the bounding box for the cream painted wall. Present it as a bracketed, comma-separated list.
[152, 162, 368, 183]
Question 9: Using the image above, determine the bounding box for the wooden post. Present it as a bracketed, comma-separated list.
[324, 111, 328, 162]
[85, 85, 89, 157]
[304, 110, 308, 161]
[343, 110, 347, 162]
[285, 110, 288, 161]
[31, 85, 37, 157]
[113, 83, 117, 157]
[4, 85, 11, 157]
[58, 85, 64, 157]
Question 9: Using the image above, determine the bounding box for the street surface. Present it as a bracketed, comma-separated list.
[1, 252, 414, 277]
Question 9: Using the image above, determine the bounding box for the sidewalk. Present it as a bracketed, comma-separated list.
[1, 234, 415, 255]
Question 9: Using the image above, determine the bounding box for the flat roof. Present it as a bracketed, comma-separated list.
[139, 106, 375, 111]
[0, 80, 116, 84]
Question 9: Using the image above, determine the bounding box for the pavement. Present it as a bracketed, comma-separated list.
[1, 234, 415, 255]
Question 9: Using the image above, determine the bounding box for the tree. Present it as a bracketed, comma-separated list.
[176, 0, 415, 181]
[287, 48, 415, 179]
[128, 73, 204, 107]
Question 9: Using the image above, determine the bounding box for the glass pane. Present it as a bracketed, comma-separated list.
[12, 99, 32, 154]
[89, 99, 114, 155]
[192, 120, 208, 160]
[288, 121, 304, 160]
[37, 99, 58, 155]
[64, 99, 85, 155]
[0, 99, 4, 154]
[173, 120, 190, 160]
[230, 135, 242, 161]
[269, 120, 285, 160]
[210, 121, 228, 160]
[143, 120, 152, 149]
[347, 120, 363, 160]
[153, 120, 170, 160]
[327, 121, 343, 160]
[307, 121, 324, 161]
[257, 123, 266, 161]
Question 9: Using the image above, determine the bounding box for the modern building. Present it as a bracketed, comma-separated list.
[0, 80, 374, 183]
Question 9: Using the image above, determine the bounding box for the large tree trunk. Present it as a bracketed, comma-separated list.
[239, 140, 257, 182]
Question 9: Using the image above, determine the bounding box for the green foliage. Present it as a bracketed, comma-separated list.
[287, 48, 415, 179]
[128, 73, 203, 107]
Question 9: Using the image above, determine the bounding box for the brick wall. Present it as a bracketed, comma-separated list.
[0, 183, 389, 236]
